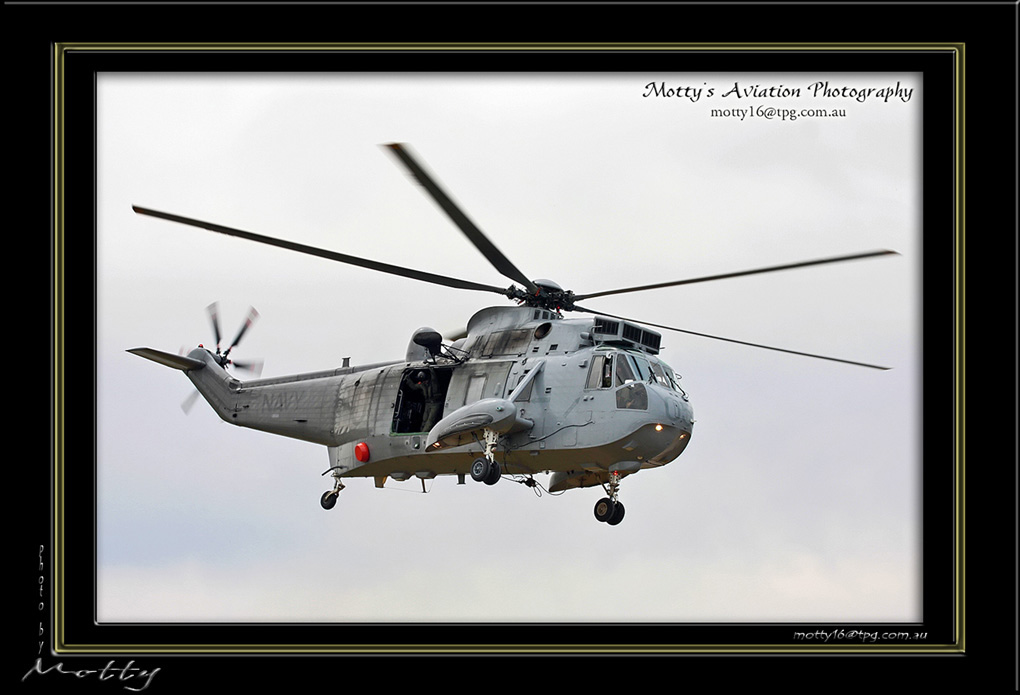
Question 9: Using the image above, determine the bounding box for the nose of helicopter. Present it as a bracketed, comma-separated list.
[638, 390, 694, 466]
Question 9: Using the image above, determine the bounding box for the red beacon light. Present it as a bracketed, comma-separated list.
[355, 442, 370, 463]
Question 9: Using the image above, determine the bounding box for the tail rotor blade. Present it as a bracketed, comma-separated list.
[230, 359, 264, 377]
[181, 389, 201, 414]
[228, 307, 259, 352]
[207, 302, 222, 349]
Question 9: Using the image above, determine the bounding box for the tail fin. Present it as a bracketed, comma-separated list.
[129, 347, 236, 423]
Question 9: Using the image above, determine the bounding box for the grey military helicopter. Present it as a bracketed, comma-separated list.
[129, 143, 895, 525]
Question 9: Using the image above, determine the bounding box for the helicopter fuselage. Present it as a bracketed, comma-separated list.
[179, 306, 695, 492]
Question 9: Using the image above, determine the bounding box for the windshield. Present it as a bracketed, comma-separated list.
[588, 349, 684, 393]
[653, 358, 683, 391]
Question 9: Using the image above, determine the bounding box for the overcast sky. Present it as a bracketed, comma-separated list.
[96, 72, 921, 623]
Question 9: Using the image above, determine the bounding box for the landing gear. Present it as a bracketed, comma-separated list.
[469, 428, 502, 485]
[470, 457, 501, 485]
[594, 497, 626, 524]
[593, 471, 626, 525]
[594, 497, 616, 522]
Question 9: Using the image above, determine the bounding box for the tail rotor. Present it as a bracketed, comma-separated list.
[179, 303, 262, 415]
[205, 302, 263, 373]
[205, 302, 263, 375]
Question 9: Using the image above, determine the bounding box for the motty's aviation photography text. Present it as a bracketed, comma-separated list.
[642, 80, 915, 104]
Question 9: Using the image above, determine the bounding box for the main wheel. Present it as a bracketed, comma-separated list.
[594, 497, 617, 523]
[320, 490, 338, 510]
[607, 501, 626, 525]
[470, 457, 491, 483]
[484, 460, 501, 485]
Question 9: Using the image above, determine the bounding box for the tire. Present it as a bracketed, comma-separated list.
[484, 460, 501, 485]
[320, 491, 338, 510]
[607, 501, 626, 525]
[594, 497, 616, 523]
[470, 457, 491, 483]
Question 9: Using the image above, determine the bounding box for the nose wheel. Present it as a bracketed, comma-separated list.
[594, 471, 626, 525]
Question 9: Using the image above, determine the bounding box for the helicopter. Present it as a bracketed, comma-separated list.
[129, 143, 896, 525]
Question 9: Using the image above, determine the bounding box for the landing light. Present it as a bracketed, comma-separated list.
[655, 424, 664, 432]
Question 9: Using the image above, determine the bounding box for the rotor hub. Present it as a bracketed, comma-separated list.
[507, 279, 576, 312]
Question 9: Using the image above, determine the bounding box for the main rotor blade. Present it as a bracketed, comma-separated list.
[132, 206, 510, 296]
[573, 304, 890, 370]
[384, 143, 540, 295]
[573, 250, 899, 301]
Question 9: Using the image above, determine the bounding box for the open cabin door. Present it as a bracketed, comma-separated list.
[390, 366, 454, 434]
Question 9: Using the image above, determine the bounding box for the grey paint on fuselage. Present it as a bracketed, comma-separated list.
[170, 305, 694, 489]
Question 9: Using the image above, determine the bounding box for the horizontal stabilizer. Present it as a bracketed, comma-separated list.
[128, 347, 206, 372]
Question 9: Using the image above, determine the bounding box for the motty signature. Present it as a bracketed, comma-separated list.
[22, 658, 160, 692]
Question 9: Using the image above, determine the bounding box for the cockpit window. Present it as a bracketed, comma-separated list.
[616, 382, 648, 410]
[585, 353, 616, 390]
[590, 350, 684, 394]
[631, 355, 652, 382]
[649, 361, 674, 388]
[655, 359, 685, 393]
[615, 353, 636, 386]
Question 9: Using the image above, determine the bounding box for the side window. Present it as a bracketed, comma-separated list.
[585, 354, 616, 389]
[602, 354, 614, 388]
[585, 355, 605, 389]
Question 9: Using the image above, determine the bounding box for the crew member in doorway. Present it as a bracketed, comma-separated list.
[406, 369, 443, 432]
